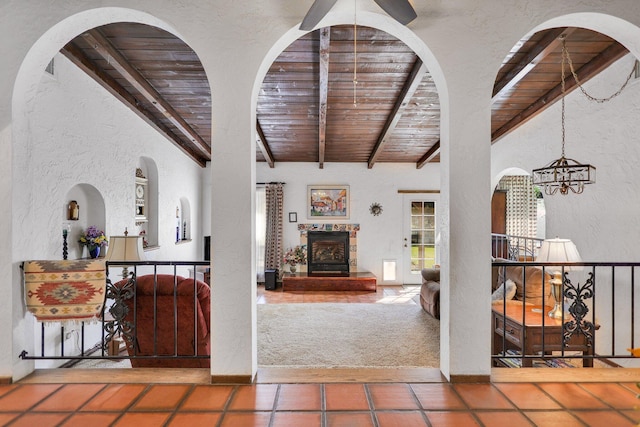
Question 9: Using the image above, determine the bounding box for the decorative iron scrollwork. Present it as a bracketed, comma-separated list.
[563, 272, 595, 348]
[103, 273, 136, 352]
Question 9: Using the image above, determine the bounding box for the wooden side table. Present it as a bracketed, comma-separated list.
[492, 302, 595, 367]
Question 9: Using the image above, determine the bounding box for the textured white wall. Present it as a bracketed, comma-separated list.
[26, 53, 203, 261]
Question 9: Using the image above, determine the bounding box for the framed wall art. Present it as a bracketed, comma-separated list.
[307, 185, 350, 219]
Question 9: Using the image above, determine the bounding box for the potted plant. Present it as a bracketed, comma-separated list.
[283, 245, 307, 273]
[79, 226, 108, 258]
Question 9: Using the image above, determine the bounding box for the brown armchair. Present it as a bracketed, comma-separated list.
[115, 274, 210, 367]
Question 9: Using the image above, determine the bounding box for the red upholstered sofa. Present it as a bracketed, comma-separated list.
[115, 274, 211, 367]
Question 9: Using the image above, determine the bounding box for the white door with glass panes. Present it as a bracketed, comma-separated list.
[403, 195, 439, 284]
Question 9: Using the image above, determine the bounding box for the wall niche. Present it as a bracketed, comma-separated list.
[175, 197, 192, 243]
[64, 183, 105, 259]
[137, 157, 159, 249]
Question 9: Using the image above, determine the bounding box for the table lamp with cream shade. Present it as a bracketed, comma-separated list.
[536, 237, 582, 319]
[105, 229, 145, 278]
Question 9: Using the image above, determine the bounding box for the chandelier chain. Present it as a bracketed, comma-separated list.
[353, 0, 357, 106]
[561, 40, 567, 158]
[563, 41, 635, 104]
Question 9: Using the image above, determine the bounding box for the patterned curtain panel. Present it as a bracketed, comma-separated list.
[264, 183, 284, 272]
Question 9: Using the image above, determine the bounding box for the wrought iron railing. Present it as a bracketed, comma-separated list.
[22, 258, 640, 369]
[492, 260, 640, 368]
[492, 233, 543, 261]
[20, 261, 210, 366]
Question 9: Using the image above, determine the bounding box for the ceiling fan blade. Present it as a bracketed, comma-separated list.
[299, 0, 338, 31]
[373, 0, 417, 25]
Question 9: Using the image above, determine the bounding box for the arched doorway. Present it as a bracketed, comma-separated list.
[490, 18, 640, 373]
[491, 169, 546, 260]
[11, 9, 211, 380]
[251, 13, 449, 376]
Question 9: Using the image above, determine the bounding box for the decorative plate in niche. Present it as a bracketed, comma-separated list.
[369, 202, 383, 216]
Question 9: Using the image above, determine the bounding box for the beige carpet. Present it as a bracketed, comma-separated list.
[258, 303, 440, 368]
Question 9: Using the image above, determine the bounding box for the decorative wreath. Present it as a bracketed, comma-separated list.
[369, 202, 383, 216]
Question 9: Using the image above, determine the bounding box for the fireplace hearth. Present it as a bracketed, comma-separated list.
[307, 231, 350, 276]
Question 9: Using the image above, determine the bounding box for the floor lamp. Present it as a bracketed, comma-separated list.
[536, 237, 582, 319]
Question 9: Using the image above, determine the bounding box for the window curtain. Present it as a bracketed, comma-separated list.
[255, 187, 266, 282]
[264, 183, 284, 277]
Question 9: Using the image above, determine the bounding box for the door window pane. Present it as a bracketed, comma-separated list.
[410, 201, 436, 272]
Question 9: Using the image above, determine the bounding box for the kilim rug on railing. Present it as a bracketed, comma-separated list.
[23, 260, 106, 322]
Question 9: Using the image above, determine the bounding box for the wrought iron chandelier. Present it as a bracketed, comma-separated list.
[532, 37, 596, 195]
[533, 35, 635, 195]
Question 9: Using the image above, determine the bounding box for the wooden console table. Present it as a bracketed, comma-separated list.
[492, 302, 595, 367]
[282, 271, 376, 292]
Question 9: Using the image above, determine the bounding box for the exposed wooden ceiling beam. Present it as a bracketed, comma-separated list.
[79, 28, 211, 158]
[318, 27, 330, 169]
[368, 57, 427, 169]
[61, 42, 206, 167]
[256, 120, 275, 168]
[492, 41, 629, 142]
[492, 27, 575, 100]
[416, 141, 440, 169]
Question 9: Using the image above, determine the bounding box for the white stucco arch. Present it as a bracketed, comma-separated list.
[491, 167, 531, 194]
[488, 12, 640, 370]
[250, 9, 452, 376]
[9, 7, 211, 381]
[534, 13, 640, 58]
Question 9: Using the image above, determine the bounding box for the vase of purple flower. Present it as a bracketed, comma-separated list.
[87, 244, 100, 258]
[79, 226, 108, 258]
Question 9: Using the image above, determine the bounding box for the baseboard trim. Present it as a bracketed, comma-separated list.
[449, 374, 491, 383]
[211, 374, 255, 384]
[0, 377, 12, 385]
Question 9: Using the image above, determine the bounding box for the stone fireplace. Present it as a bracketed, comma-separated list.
[298, 223, 360, 276]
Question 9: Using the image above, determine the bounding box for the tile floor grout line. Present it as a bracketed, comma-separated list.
[567, 407, 640, 426]
[0, 383, 65, 425]
[222, 384, 239, 413]
[490, 382, 549, 426]
[60, 383, 110, 427]
[364, 383, 381, 427]
[532, 383, 591, 426]
[163, 383, 195, 426]
[267, 383, 281, 427]
[447, 382, 488, 427]
[320, 383, 326, 427]
[576, 380, 629, 410]
[406, 383, 435, 427]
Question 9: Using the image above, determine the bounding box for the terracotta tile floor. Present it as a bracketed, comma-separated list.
[7, 286, 637, 425]
[0, 381, 638, 426]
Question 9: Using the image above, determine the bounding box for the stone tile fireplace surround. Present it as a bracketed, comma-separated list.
[297, 223, 359, 273]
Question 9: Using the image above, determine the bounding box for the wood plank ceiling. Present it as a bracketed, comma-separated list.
[59, 23, 629, 169]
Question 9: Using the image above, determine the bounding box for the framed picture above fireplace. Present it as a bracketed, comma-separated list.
[307, 185, 350, 219]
